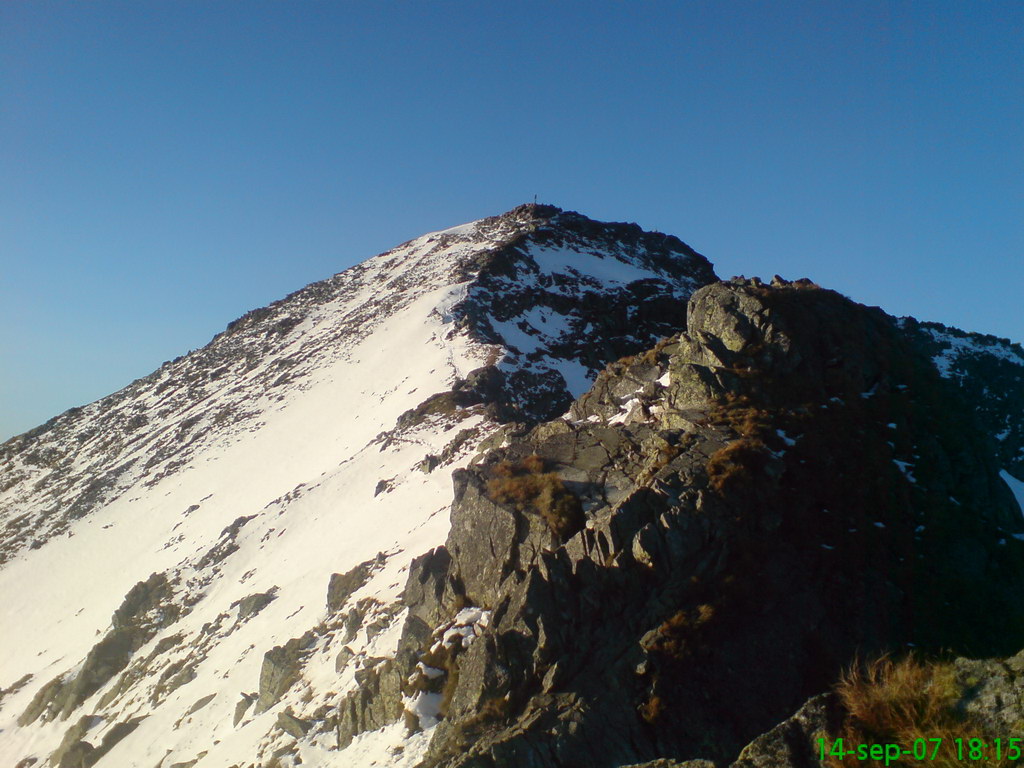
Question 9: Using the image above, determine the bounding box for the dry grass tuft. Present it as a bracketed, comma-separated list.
[829, 655, 1005, 768]
[643, 604, 717, 660]
[706, 438, 771, 494]
[486, 457, 583, 538]
[707, 393, 773, 437]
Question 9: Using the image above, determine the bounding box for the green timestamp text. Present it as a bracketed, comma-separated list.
[817, 737, 1023, 764]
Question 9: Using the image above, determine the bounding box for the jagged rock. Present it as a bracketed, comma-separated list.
[900, 317, 1024, 476]
[335, 646, 355, 673]
[276, 709, 312, 738]
[57, 632, 137, 720]
[954, 647, 1024, 733]
[196, 516, 255, 570]
[341, 603, 368, 644]
[389, 279, 1024, 768]
[111, 572, 171, 629]
[254, 631, 316, 714]
[49, 714, 144, 768]
[93, 718, 146, 765]
[336, 658, 405, 750]
[729, 694, 840, 768]
[328, 554, 386, 612]
[403, 547, 457, 636]
[446, 473, 520, 608]
[366, 603, 402, 640]
[3, 204, 1022, 768]
[19, 573, 177, 726]
[51, 715, 98, 767]
[0, 673, 32, 708]
[56, 740, 95, 768]
[328, 565, 370, 612]
[17, 673, 67, 726]
[233, 692, 256, 726]
[235, 588, 277, 620]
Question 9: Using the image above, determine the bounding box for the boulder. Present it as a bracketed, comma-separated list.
[254, 632, 315, 714]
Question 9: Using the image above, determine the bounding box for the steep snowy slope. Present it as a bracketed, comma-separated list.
[0, 204, 715, 767]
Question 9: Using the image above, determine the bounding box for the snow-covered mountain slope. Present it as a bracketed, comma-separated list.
[0, 204, 716, 768]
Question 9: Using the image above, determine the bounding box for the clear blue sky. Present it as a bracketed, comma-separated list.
[2, 1, 1022, 441]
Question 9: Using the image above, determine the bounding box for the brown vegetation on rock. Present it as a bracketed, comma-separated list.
[706, 439, 772, 494]
[486, 456, 584, 538]
[829, 656, 1006, 768]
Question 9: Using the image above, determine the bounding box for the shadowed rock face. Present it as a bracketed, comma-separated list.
[898, 316, 1024, 477]
[385, 278, 1024, 768]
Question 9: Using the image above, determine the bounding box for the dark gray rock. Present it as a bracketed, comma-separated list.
[276, 709, 312, 739]
[50, 715, 98, 767]
[17, 673, 68, 726]
[93, 717, 145, 764]
[336, 658, 404, 750]
[0, 672, 32, 709]
[327, 554, 385, 612]
[254, 631, 316, 714]
[381, 279, 1024, 768]
[402, 547, 458, 635]
[730, 694, 841, 768]
[446, 472, 520, 608]
[900, 317, 1024, 477]
[235, 588, 277, 620]
[19, 573, 178, 725]
[195, 516, 255, 570]
[56, 741, 94, 768]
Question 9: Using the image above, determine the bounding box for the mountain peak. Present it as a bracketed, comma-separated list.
[5, 208, 1018, 768]
[0, 206, 718, 767]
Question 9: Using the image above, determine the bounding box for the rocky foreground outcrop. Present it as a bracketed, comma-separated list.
[352, 277, 1024, 768]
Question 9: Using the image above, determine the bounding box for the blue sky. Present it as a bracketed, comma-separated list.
[2, 1, 1022, 441]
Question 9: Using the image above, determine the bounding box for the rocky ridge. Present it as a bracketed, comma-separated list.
[363, 278, 1024, 768]
[0, 204, 713, 564]
[899, 317, 1024, 477]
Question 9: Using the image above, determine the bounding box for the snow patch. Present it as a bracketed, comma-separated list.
[1001, 470, 1024, 517]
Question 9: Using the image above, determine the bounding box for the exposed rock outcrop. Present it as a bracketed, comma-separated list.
[254, 632, 316, 715]
[327, 553, 387, 612]
[729, 694, 841, 768]
[375, 278, 1024, 768]
[336, 658, 405, 750]
[19, 573, 177, 726]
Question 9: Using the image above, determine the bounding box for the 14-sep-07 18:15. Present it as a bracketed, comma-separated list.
[818, 737, 1023, 764]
